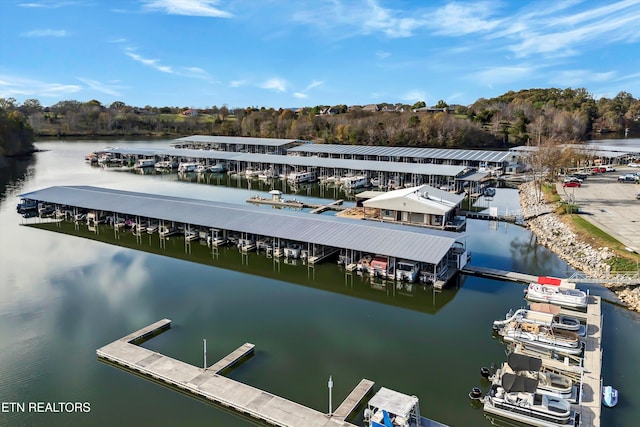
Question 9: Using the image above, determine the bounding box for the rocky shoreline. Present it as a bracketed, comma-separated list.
[519, 181, 640, 312]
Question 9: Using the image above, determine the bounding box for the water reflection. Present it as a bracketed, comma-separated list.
[28, 221, 460, 315]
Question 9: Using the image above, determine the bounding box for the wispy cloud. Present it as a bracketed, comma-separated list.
[229, 80, 246, 88]
[21, 29, 68, 37]
[549, 70, 617, 87]
[468, 65, 536, 87]
[77, 77, 124, 97]
[19, 1, 77, 8]
[140, 0, 232, 18]
[401, 90, 428, 104]
[261, 77, 287, 92]
[124, 49, 175, 74]
[376, 50, 391, 59]
[0, 74, 81, 99]
[291, 80, 323, 99]
[425, 2, 502, 36]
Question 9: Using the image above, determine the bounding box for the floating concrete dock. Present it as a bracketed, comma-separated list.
[97, 319, 376, 427]
[577, 295, 602, 427]
[460, 265, 539, 284]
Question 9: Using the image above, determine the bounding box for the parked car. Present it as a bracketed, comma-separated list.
[592, 166, 606, 173]
[637, 193, 640, 200]
[628, 162, 640, 168]
[564, 176, 582, 183]
[562, 181, 581, 187]
[605, 165, 616, 172]
[618, 174, 640, 183]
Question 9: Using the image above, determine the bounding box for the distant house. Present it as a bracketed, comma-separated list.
[362, 185, 466, 231]
[362, 104, 380, 112]
[412, 106, 455, 113]
[182, 109, 198, 116]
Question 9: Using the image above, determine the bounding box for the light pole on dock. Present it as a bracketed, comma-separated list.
[328, 375, 333, 415]
[203, 339, 207, 370]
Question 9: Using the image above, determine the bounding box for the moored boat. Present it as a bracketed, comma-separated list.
[525, 283, 588, 309]
[483, 378, 577, 427]
[493, 304, 581, 332]
[487, 353, 579, 402]
[602, 385, 618, 407]
[364, 387, 442, 427]
[496, 321, 583, 355]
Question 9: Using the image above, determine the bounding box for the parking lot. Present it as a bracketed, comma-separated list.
[557, 167, 640, 252]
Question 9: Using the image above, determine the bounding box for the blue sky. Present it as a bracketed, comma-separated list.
[1, 0, 639, 109]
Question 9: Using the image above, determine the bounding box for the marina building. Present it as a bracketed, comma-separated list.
[359, 185, 466, 231]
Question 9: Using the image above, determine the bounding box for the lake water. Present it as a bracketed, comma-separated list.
[1, 140, 638, 427]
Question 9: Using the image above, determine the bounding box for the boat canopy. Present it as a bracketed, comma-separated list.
[501, 373, 539, 393]
[367, 387, 418, 418]
[507, 353, 543, 372]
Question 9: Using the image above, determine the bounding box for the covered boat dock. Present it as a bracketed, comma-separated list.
[19, 186, 468, 286]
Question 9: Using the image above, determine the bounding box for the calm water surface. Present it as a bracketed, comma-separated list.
[0, 140, 638, 427]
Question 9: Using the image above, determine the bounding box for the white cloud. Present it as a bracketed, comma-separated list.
[19, 1, 76, 8]
[0, 74, 81, 99]
[77, 77, 124, 97]
[261, 77, 287, 92]
[293, 92, 307, 99]
[426, 2, 502, 36]
[141, 0, 232, 18]
[304, 80, 323, 91]
[21, 29, 68, 37]
[376, 50, 391, 59]
[401, 90, 427, 104]
[229, 80, 245, 88]
[125, 49, 175, 74]
[549, 70, 617, 87]
[469, 65, 536, 86]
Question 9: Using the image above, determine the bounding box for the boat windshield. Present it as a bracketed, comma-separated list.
[397, 262, 416, 271]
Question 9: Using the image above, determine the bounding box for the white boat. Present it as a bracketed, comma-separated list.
[195, 164, 208, 174]
[488, 353, 578, 402]
[209, 163, 226, 173]
[178, 162, 198, 173]
[134, 158, 155, 168]
[159, 225, 177, 237]
[525, 283, 588, 309]
[283, 244, 303, 259]
[483, 377, 578, 427]
[155, 159, 178, 170]
[287, 170, 316, 183]
[257, 168, 277, 180]
[493, 304, 581, 332]
[364, 387, 437, 427]
[341, 175, 370, 189]
[395, 259, 420, 282]
[497, 321, 583, 355]
[602, 385, 618, 407]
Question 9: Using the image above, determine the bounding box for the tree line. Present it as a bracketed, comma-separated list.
[1, 88, 638, 157]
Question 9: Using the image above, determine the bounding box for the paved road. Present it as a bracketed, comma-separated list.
[557, 167, 640, 252]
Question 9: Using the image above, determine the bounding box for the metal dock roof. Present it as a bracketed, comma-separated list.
[20, 186, 464, 265]
[103, 147, 467, 176]
[174, 135, 308, 147]
[287, 144, 513, 163]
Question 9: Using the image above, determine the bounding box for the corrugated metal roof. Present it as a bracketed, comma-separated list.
[20, 186, 464, 265]
[174, 135, 307, 147]
[287, 144, 513, 163]
[103, 147, 467, 177]
[363, 185, 464, 215]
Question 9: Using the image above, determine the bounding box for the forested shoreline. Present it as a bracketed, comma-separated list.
[1, 88, 639, 157]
